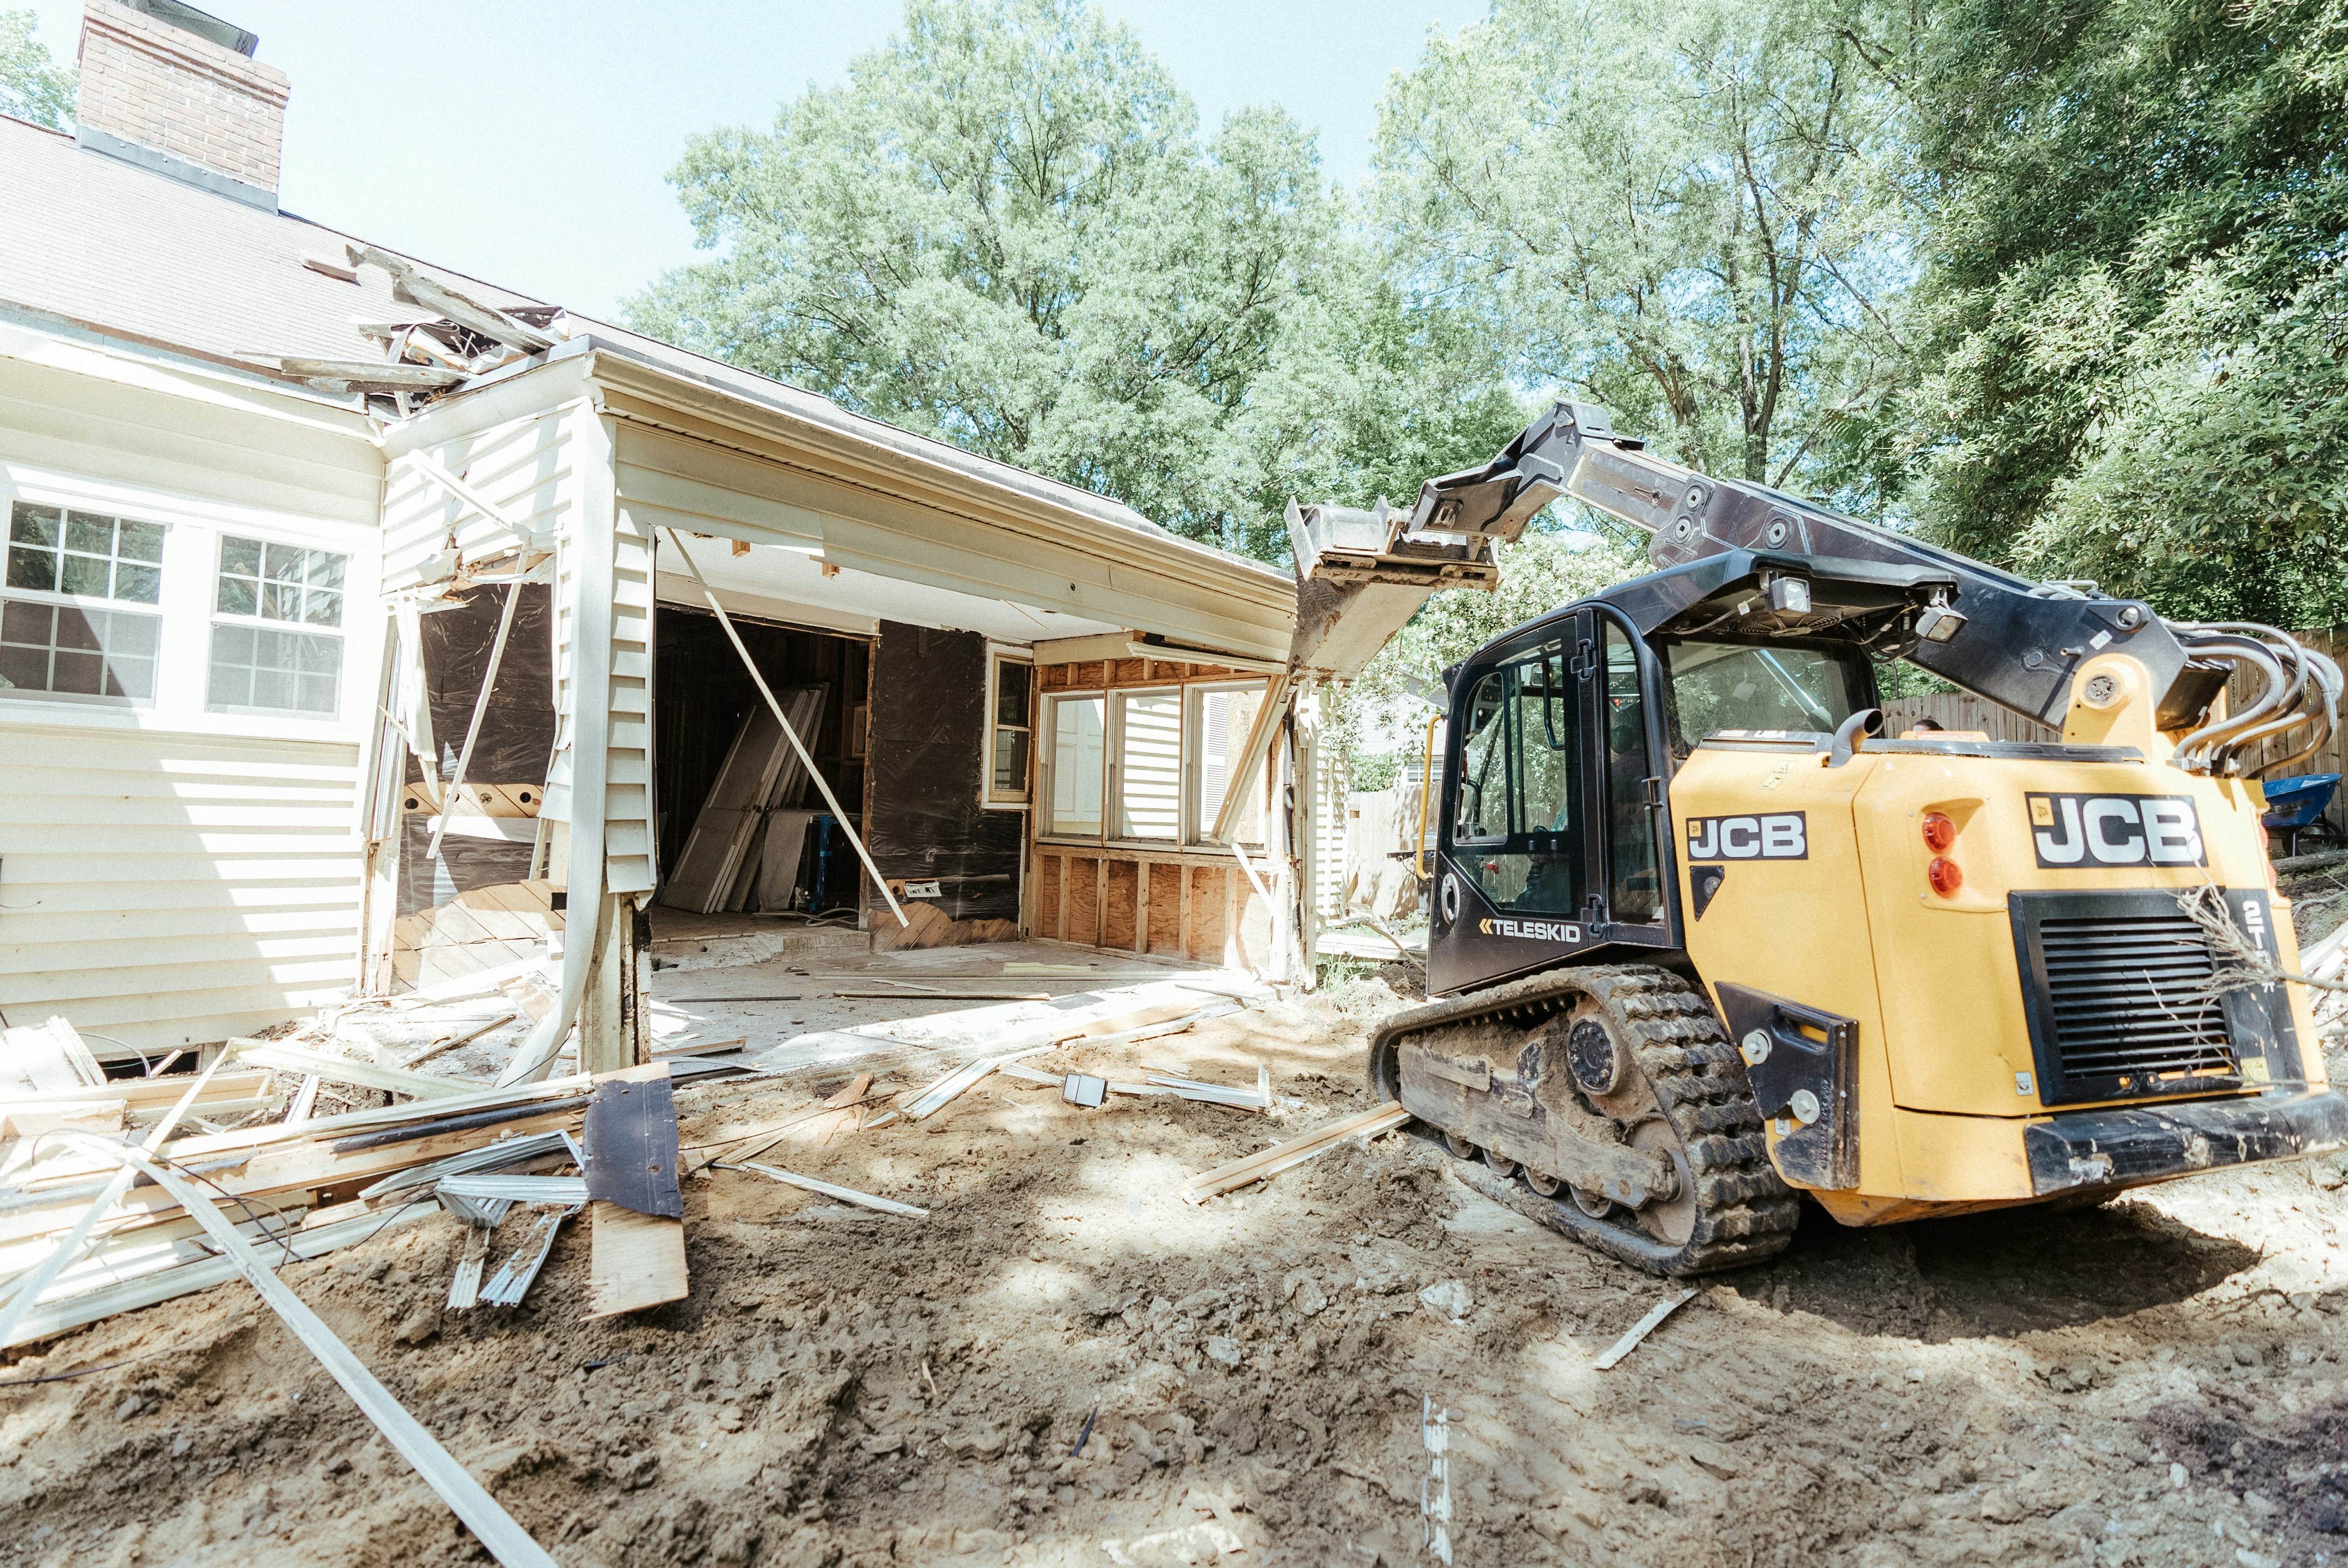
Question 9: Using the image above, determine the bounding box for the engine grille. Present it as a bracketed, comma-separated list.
[2021, 900, 2236, 1099]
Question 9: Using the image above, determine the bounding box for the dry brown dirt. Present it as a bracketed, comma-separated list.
[3, 936, 2346, 1568]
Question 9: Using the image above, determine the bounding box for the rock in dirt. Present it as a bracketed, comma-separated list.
[393, 1305, 441, 1346]
[1418, 1279, 1471, 1320]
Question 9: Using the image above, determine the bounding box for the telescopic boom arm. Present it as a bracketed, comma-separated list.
[1410, 401, 2339, 778]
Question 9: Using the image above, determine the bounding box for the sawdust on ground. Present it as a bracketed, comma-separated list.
[4, 951, 2346, 1568]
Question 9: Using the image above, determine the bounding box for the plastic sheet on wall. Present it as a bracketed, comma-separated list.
[866, 621, 1023, 922]
[401, 583, 557, 787]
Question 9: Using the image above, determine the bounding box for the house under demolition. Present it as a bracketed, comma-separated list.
[0, 1, 1443, 1074]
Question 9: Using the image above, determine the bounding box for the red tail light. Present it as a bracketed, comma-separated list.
[1921, 812, 1957, 853]
[1928, 857, 1964, 897]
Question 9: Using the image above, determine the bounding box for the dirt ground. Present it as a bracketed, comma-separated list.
[4, 894, 2347, 1568]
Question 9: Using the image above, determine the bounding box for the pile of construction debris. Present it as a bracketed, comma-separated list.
[1, 960, 1408, 1564]
[259, 244, 568, 411]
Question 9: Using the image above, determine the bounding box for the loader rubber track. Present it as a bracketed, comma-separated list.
[1369, 963, 1800, 1276]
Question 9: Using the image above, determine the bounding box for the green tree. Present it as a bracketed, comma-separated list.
[1892, 0, 2348, 626]
[1372, 0, 1919, 495]
[1, 9, 74, 130]
[629, 0, 1518, 562]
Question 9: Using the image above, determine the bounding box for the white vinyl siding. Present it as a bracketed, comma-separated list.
[0, 721, 363, 1055]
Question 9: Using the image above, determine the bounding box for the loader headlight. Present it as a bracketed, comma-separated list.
[1921, 812, 1958, 854]
[1928, 856, 1964, 897]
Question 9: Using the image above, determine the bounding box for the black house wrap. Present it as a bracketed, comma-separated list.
[397, 582, 557, 916]
[864, 621, 1024, 922]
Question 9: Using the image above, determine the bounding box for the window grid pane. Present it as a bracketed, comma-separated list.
[207, 623, 343, 716]
[0, 597, 160, 702]
[215, 534, 349, 629]
[5, 501, 166, 605]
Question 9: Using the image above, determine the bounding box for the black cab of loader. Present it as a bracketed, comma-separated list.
[1429, 550, 1939, 998]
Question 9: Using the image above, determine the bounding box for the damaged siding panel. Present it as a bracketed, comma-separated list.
[0, 721, 361, 1053]
[379, 405, 578, 590]
[540, 409, 656, 896]
[604, 474, 656, 896]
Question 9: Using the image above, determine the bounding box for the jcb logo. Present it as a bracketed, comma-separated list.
[2028, 793, 2205, 868]
[1685, 812, 1807, 862]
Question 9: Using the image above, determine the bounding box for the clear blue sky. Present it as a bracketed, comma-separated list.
[27, 1, 1486, 317]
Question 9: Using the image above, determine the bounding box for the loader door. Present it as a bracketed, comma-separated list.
[1430, 614, 1598, 993]
[1598, 616, 1670, 936]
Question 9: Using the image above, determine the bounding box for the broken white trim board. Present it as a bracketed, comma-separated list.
[44, 1133, 558, 1568]
[732, 1162, 929, 1218]
[0, 1052, 230, 1352]
[903, 1045, 1055, 1121]
[1592, 1288, 1698, 1370]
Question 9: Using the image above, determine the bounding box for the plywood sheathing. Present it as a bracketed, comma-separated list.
[1065, 857, 1101, 946]
[1103, 861, 1139, 950]
[1147, 863, 1184, 956]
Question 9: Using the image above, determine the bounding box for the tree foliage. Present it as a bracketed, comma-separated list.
[1891, 0, 2348, 625]
[626, 0, 1522, 560]
[1372, 0, 1919, 494]
[1, 9, 75, 130]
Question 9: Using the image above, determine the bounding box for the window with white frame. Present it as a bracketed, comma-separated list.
[0, 501, 166, 704]
[1038, 678, 1269, 847]
[984, 652, 1033, 807]
[206, 534, 348, 717]
[1187, 681, 1268, 845]
[1044, 692, 1106, 837]
[1114, 689, 1181, 840]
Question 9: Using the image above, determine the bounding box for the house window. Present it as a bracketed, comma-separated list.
[206, 534, 348, 717]
[1114, 690, 1180, 840]
[1188, 682, 1268, 846]
[1043, 693, 1106, 837]
[985, 653, 1033, 807]
[1038, 677, 1270, 848]
[0, 501, 165, 704]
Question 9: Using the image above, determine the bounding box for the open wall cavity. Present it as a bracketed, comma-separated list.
[651, 602, 869, 918]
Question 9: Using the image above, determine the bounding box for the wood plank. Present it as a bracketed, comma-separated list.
[1068, 857, 1100, 946]
[1054, 852, 1070, 941]
[584, 1201, 688, 1319]
[1178, 860, 1193, 959]
[1178, 1103, 1409, 1202]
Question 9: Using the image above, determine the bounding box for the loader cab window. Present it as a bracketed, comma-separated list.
[1660, 639, 1868, 758]
[1448, 641, 1582, 915]
[1603, 622, 1663, 924]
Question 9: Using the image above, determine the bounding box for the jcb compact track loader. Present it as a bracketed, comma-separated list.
[1361, 402, 2348, 1275]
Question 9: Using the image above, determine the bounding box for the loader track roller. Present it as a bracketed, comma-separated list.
[1369, 963, 1800, 1275]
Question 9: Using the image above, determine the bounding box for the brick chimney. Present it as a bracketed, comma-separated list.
[74, 0, 287, 212]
